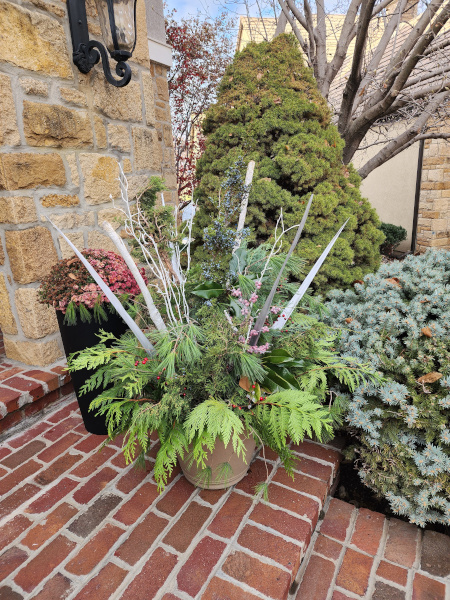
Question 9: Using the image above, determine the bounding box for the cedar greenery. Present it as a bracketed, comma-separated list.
[193, 34, 384, 291]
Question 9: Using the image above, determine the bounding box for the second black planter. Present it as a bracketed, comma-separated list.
[56, 309, 128, 435]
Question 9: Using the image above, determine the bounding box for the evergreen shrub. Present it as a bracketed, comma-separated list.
[194, 34, 384, 291]
[324, 250, 450, 526]
[380, 222, 407, 256]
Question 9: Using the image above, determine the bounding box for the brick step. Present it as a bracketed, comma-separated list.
[0, 358, 73, 438]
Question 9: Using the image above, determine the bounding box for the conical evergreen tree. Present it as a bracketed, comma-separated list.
[194, 34, 384, 291]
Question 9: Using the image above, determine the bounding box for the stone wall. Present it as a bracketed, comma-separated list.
[0, 0, 176, 366]
[416, 137, 450, 252]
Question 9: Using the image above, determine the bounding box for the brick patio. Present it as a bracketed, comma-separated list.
[0, 393, 343, 600]
[1, 392, 449, 600]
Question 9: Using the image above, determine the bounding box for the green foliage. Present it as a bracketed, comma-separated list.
[379, 222, 407, 256]
[128, 176, 175, 264]
[325, 250, 450, 526]
[194, 34, 383, 291]
[195, 159, 251, 282]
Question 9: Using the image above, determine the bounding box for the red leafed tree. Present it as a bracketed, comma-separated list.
[165, 9, 234, 201]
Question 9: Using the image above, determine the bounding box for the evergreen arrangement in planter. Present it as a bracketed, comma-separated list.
[193, 34, 384, 292]
[324, 250, 450, 526]
[64, 168, 376, 492]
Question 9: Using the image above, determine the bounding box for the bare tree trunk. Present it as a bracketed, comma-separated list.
[274, 9, 288, 35]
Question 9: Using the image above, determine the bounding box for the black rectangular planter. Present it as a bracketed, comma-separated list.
[56, 309, 128, 435]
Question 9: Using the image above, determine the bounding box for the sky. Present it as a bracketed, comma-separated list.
[165, 0, 228, 19]
[163, 0, 276, 22]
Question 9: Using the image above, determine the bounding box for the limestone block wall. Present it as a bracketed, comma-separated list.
[416, 137, 450, 252]
[0, 0, 176, 366]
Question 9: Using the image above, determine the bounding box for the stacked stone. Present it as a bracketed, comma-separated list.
[0, 0, 176, 366]
[417, 135, 450, 251]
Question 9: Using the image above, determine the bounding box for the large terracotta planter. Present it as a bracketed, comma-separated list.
[178, 435, 256, 489]
[56, 309, 128, 435]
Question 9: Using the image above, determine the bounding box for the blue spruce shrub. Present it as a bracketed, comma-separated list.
[324, 250, 450, 526]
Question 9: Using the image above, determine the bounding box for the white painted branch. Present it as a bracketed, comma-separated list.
[101, 221, 167, 332]
[237, 160, 256, 233]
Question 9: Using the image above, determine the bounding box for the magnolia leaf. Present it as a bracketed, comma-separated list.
[262, 366, 300, 392]
[421, 326, 433, 338]
[191, 282, 225, 299]
[239, 376, 251, 392]
[345, 318, 353, 324]
[68, 273, 78, 280]
[263, 349, 295, 365]
[417, 372, 442, 384]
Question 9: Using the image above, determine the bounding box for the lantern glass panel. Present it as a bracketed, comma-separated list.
[95, 0, 136, 55]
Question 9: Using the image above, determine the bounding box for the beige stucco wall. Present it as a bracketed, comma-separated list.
[0, 0, 176, 366]
[353, 127, 419, 252]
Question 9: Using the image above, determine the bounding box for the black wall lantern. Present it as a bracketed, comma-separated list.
[67, 0, 137, 87]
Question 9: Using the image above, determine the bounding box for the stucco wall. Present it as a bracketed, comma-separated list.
[353, 127, 419, 253]
[0, 0, 176, 366]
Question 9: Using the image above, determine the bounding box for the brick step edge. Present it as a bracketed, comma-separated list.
[0, 359, 73, 437]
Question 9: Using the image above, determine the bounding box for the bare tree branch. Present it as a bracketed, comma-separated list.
[315, 0, 328, 88]
[358, 89, 450, 177]
[403, 63, 450, 90]
[338, 0, 377, 134]
[277, 0, 311, 60]
[324, 0, 361, 96]
[353, 0, 408, 111]
[220, 0, 450, 177]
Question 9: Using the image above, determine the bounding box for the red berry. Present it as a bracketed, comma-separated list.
[259, 396, 263, 401]
[238, 407, 242, 410]
[252, 385, 256, 389]
[157, 376, 160, 380]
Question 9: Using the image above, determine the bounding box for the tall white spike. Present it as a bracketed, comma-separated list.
[272, 219, 349, 330]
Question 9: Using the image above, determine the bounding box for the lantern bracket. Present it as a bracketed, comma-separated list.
[67, 0, 132, 87]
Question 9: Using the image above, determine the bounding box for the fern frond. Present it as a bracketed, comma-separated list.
[254, 481, 269, 502]
[184, 399, 247, 459]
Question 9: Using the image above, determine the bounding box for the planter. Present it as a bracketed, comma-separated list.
[56, 309, 128, 435]
[178, 434, 257, 489]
